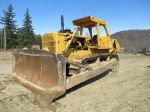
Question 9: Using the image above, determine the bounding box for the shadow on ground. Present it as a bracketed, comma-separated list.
[54, 70, 111, 101]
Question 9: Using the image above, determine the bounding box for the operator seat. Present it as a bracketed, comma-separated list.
[90, 35, 97, 46]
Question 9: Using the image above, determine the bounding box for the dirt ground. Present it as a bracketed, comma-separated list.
[0, 52, 150, 112]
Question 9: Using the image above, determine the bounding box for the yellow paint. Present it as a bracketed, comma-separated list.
[22, 47, 28, 50]
[42, 16, 120, 61]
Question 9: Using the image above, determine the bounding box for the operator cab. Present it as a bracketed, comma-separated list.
[72, 16, 110, 47]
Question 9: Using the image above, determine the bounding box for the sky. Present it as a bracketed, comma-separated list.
[0, 0, 150, 35]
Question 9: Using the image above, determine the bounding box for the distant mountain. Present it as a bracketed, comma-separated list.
[111, 29, 150, 54]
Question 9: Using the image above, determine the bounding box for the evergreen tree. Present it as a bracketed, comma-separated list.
[0, 4, 17, 49]
[0, 28, 3, 49]
[22, 8, 35, 48]
[35, 34, 42, 48]
[16, 27, 24, 48]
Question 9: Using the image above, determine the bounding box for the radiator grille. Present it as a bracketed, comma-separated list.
[42, 34, 55, 53]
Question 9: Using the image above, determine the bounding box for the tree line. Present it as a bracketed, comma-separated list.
[0, 4, 42, 49]
[111, 29, 150, 54]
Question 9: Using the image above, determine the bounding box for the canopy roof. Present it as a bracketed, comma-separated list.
[72, 16, 106, 28]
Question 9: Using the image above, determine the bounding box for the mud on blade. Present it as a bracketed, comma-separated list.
[9, 50, 66, 102]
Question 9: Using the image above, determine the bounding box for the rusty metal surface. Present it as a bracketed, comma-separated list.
[68, 61, 91, 70]
[10, 50, 66, 102]
[9, 73, 65, 102]
[56, 54, 66, 89]
[68, 53, 118, 75]
[74, 53, 118, 64]
[10, 49, 118, 102]
[66, 58, 117, 89]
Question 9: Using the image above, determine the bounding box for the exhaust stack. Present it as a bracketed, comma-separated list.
[61, 15, 64, 32]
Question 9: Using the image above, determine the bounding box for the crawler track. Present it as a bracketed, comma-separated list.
[68, 53, 119, 75]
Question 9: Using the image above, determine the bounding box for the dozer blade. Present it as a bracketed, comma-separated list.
[9, 50, 66, 102]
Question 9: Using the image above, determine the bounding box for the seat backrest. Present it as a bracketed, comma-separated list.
[90, 35, 97, 46]
[92, 35, 97, 40]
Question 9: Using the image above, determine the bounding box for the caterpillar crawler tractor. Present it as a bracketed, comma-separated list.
[138, 46, 150, 55]
[9, 16, 120, 102]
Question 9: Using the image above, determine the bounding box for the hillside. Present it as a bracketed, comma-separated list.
[111, 29, 150, 54]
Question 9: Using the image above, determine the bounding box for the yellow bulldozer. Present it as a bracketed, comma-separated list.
[9, 16, 120, 102]
[138, 46, 150, 55]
